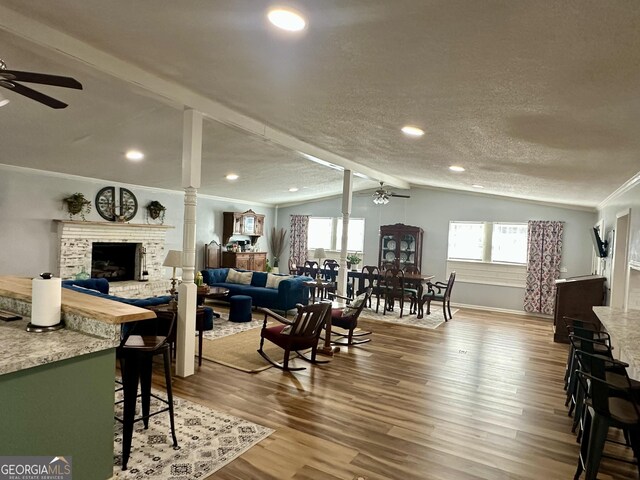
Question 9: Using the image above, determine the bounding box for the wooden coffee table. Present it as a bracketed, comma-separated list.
[197, 286, 230, 318]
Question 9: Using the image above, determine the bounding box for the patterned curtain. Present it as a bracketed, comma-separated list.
[289, 215, 309, 265]
[524, 220, 564, 315]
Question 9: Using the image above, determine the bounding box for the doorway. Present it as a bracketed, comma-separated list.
[610, 209, 631, 308]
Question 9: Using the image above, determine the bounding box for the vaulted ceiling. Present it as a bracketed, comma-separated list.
[1, 0, 639, 207]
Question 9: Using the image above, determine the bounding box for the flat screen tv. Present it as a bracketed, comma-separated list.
[590, 227, 608, 258]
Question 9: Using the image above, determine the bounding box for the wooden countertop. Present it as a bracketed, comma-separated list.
[0, 276, 156, 324]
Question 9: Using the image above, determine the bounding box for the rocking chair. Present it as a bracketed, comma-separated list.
[257, 302, 331, 371]
[327, 288, 372, 346]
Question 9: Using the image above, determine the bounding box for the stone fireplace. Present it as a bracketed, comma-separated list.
[56, 220, 173, 298]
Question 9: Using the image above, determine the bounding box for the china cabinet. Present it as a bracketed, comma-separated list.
[223, 209, 265, 244]
[378, 223, 424, 271]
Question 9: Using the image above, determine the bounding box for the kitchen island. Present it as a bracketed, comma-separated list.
[594, 306, 640, 380]
[0, 276, 156, 480]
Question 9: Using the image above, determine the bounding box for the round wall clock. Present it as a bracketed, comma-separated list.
[95, 186, 116, 221]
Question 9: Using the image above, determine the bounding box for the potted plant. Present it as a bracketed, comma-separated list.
[146, 200, 166, 223]
[268, 227, 287, 273]
[63, 193, 91, 220]
[347, 252, 362, 271]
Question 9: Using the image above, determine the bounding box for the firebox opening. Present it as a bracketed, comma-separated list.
[91, 242, 139, 281]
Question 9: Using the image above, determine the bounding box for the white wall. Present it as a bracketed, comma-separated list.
[277, 186, 597, 311]
[0, 165, 274, 278]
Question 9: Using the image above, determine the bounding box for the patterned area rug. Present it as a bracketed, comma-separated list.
[359, 305, 457, 329]
[113, 387, 273, 478]
[202, 311, 262, 340]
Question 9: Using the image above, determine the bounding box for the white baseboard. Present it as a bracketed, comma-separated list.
[451, 302, 552, 319]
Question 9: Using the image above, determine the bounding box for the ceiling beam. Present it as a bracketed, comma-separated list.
[0, 5, 410, 190]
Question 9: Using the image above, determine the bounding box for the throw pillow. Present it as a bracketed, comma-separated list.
[226, 269, 253, 285]
[342, 291, 368, 317]
[266, 273, 290, 289]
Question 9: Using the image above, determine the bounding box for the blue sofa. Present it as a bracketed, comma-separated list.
[201, 268, 312, 313]
[62, 278, 172, 308]
[62, 278, 215, 330]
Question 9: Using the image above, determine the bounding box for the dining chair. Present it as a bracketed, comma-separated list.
[418, 271, 456, 320]
[360, 265, 383, 310]
[381, 268, 416, 318]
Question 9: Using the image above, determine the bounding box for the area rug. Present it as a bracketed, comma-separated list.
[201, 327, 293, 373]
[202, 311, 263, 341]
[113, 387, 273, 478]
[359, 305, 457, 329]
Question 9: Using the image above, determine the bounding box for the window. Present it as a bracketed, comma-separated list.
[447, 221, 527, 265]
[307, 217, 332, 250]
[491, 223, 528, 264]
[336, 218, 365, 252]
[448, 222, 484, 261]
[307, 217, 365, 252]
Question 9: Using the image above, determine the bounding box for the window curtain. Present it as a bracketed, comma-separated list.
[289, 215, 309, 264]
[524, 220, 564, 315]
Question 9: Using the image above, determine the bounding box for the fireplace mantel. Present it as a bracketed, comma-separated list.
[56, 220, 173, 298]
[54, 220, 174, 230]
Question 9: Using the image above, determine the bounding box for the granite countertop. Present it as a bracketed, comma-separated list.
[0, 316, 119, 376]
[594, 306, 640, 379]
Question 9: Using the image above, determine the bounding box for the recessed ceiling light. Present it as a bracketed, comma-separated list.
[472, 184, 484, 189]
[267, 8, 306, 32]
[449, 165, 465, 172]
[401, 125, 424, 137]
[125, 150, 144, 161]
[289, 187, 299, 192]
[0, 94, 9, 107]
[226, 174, 239, 181]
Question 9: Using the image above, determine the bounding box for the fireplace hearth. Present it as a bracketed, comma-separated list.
[91, 242, 139, 281]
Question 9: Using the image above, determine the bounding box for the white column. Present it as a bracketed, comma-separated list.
[176, 108, 202, 378]
[338, 170, 353, 297]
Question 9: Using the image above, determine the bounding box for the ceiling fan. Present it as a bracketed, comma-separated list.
[372, 181, 411, 205]
[0, 58, 83, 109]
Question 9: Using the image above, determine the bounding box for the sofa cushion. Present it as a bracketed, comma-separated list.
[250, 271, 268, 288]
[226, 269, 253, 285]
[266, 273, 291, 289]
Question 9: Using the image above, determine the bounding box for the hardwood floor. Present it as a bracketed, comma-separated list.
[157, 308, 637, 479]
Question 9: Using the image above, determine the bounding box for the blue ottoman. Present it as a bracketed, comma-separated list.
[229, 295, 253, 323]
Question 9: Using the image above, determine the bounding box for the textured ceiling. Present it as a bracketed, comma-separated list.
[2, 0, 640, 206]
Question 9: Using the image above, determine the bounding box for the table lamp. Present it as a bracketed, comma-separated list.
[163, 249, 182, 309]
[313, 248, 326, 282]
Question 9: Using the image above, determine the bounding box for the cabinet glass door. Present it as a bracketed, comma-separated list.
[399, 234, 416, 268]
[381, 234, 397, 267]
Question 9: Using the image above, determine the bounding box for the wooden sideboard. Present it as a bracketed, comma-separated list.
[221, 252, 267, 272]
[552, 275, 606, 343]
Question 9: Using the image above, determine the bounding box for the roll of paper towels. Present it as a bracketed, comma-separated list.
[31, 274, 62, 327]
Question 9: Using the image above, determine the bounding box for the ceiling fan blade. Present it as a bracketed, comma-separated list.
[391, 193, 411, 198]
[1, 81, 68, 109]
[0, 70, 83, 90]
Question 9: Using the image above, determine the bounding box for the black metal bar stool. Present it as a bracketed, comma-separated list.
[115, 309, 178, 470]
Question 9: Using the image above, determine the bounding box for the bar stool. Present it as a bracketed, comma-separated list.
[115, 310, 178, 470]
[573, 352, 640, 479]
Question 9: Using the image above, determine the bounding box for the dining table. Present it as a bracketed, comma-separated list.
[296, 266, 434, 314]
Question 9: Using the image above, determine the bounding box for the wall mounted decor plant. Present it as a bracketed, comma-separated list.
[146, 200, 166, 224]
[63, 192, 91, 220]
